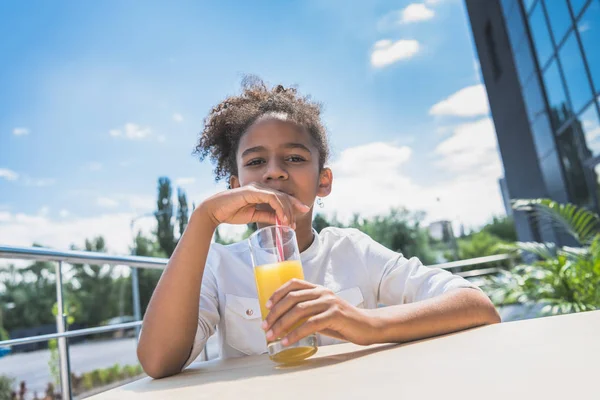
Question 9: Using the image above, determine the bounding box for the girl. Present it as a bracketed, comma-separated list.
[137, 78, 500, 378]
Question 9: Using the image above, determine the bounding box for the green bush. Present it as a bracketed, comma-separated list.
[0, 375, 14, 400]
[483, 199, 600, 316]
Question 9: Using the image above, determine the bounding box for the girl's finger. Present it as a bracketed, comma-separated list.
[263, 288, 321, 330]
[266, 298, 327, 341]
[281, 310, 333, 346]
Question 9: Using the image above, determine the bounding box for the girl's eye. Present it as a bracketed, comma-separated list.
[246, 159, 265, 166]
[287, 156, 306, 163]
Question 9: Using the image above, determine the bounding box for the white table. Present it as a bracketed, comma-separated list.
[89, 311, 600, 399]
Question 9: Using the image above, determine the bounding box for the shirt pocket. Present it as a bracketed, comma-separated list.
[224, 294, 268, 356]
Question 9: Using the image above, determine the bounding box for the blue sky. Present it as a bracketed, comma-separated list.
[0, 0, 505, 254]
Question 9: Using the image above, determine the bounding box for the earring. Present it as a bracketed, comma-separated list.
[316, 198, 324, 208]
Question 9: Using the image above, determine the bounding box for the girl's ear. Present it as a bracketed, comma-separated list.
[230, 175, 241, 189]
[317, 167, 333, 198]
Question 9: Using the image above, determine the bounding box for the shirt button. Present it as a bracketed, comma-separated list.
[246, 309, 254, 316]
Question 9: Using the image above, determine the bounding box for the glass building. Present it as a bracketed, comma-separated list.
[465, 0, 600, 243]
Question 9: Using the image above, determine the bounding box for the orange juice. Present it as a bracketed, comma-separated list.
[254, 260, 318, 363]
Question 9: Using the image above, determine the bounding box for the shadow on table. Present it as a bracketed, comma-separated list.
[123, 343, 401, 394]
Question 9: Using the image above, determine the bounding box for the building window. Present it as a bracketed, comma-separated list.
[569, 0, 591, 19]
[484, 22, 502, 81]
[524, 0, 538, 14]
[544, 59, 572, 129]
[543, 0, 573, 46]
[557, 124, 593, 207]
[558, 32, 595, 113]
[529, 1, 554, 67]
[578, 0, 600, 94]
[576, 102, 600, 156]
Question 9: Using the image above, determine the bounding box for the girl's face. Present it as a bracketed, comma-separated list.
[230, 119, 332, 216]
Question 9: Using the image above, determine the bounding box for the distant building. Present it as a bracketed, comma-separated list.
[465, 0, 600, 244]
[428, 220, 455, 242]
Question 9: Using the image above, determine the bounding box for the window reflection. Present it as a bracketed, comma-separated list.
[578, 1, 600, 94]
[524, 0, 537, 13]
[569, 0, 590, 18]
[529, 2, 554, 67]
[514, 40, 536, 87]
[544, 0, 573, 45]
[559, 33, 594, 113]
[576, 103, 600, 156]
[544, 59, 572, 128]
[506, 2, 527, 53]
[557, 125, 593, 207]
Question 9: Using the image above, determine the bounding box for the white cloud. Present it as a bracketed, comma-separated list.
[322, 139, 504, 230]
[59, 209, 70, 218]
[371, 39, 420, 68]
[429, 84, 490, 117]
[174, 177, 196, 187]
[119, 160, 134, 167]
[173, 113, 184, 122]
[0, 168, 19, 181]
[23, 177, 56, 187]
[97, 197, 119, 208]
[13, 127, 29, 136]
[39, 206, 49, 217]
[86, 162, 103, 171]
[425, 0, 442, 4]
[109, 123, 151, 140]
[0, 211, 11, 222]
[0, 211, 158, 255]
[401, 3, 435, 23]
[121, 194, 154, 212]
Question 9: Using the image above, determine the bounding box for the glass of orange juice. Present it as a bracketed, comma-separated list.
[248, 225, 318, 363]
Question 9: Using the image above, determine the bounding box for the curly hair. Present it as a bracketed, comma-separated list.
[194, 76, 330, 182]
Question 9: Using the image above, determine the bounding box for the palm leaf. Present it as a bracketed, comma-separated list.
[500, 241, 557, 260]
[512, 198, 600, 245]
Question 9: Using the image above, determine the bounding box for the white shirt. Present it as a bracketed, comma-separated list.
[184, 227, 477, 367]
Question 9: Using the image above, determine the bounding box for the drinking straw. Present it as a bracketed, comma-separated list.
[274, 216, 285, 262]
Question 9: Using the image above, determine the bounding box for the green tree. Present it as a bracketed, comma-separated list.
[349, 209, 437, 265]
[68, 237, 118, 327]
[131, 232, 166, 314]
[312, 214, 330, 233]
[0, 255, 56, 331]
[482, 216, 517, 242]
[177, 187, 189, 238]
[156, 177, 176, 256]
[456, 231, 507, 260]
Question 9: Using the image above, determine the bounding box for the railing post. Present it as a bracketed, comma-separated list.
[55, 261, 72, 400]
[131, 267, 142, 340]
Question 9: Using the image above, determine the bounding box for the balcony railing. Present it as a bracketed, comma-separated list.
[0, 244, 514, 399]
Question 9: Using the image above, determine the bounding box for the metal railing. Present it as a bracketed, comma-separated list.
[0, 245, 515, 399]
[0, 245, 209, 400]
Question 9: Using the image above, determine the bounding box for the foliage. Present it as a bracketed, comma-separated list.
[456, 231, 508, 260]
[0, 375, 13, 400]
[156, 177, 176, 256]
[72, 363, 144, 395]
[177, 187, 189, 238]
[482, 199, 600, 316]
[481, 216, 517, 242]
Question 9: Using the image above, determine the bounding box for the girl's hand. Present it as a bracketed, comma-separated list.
[261, 279, 377, 347]
[200, 183, 310, 229]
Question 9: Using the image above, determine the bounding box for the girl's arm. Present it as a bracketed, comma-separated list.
[366, 287, 500, 344]
[137, 208, 217, 379]
[137, 184, 308, 378]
